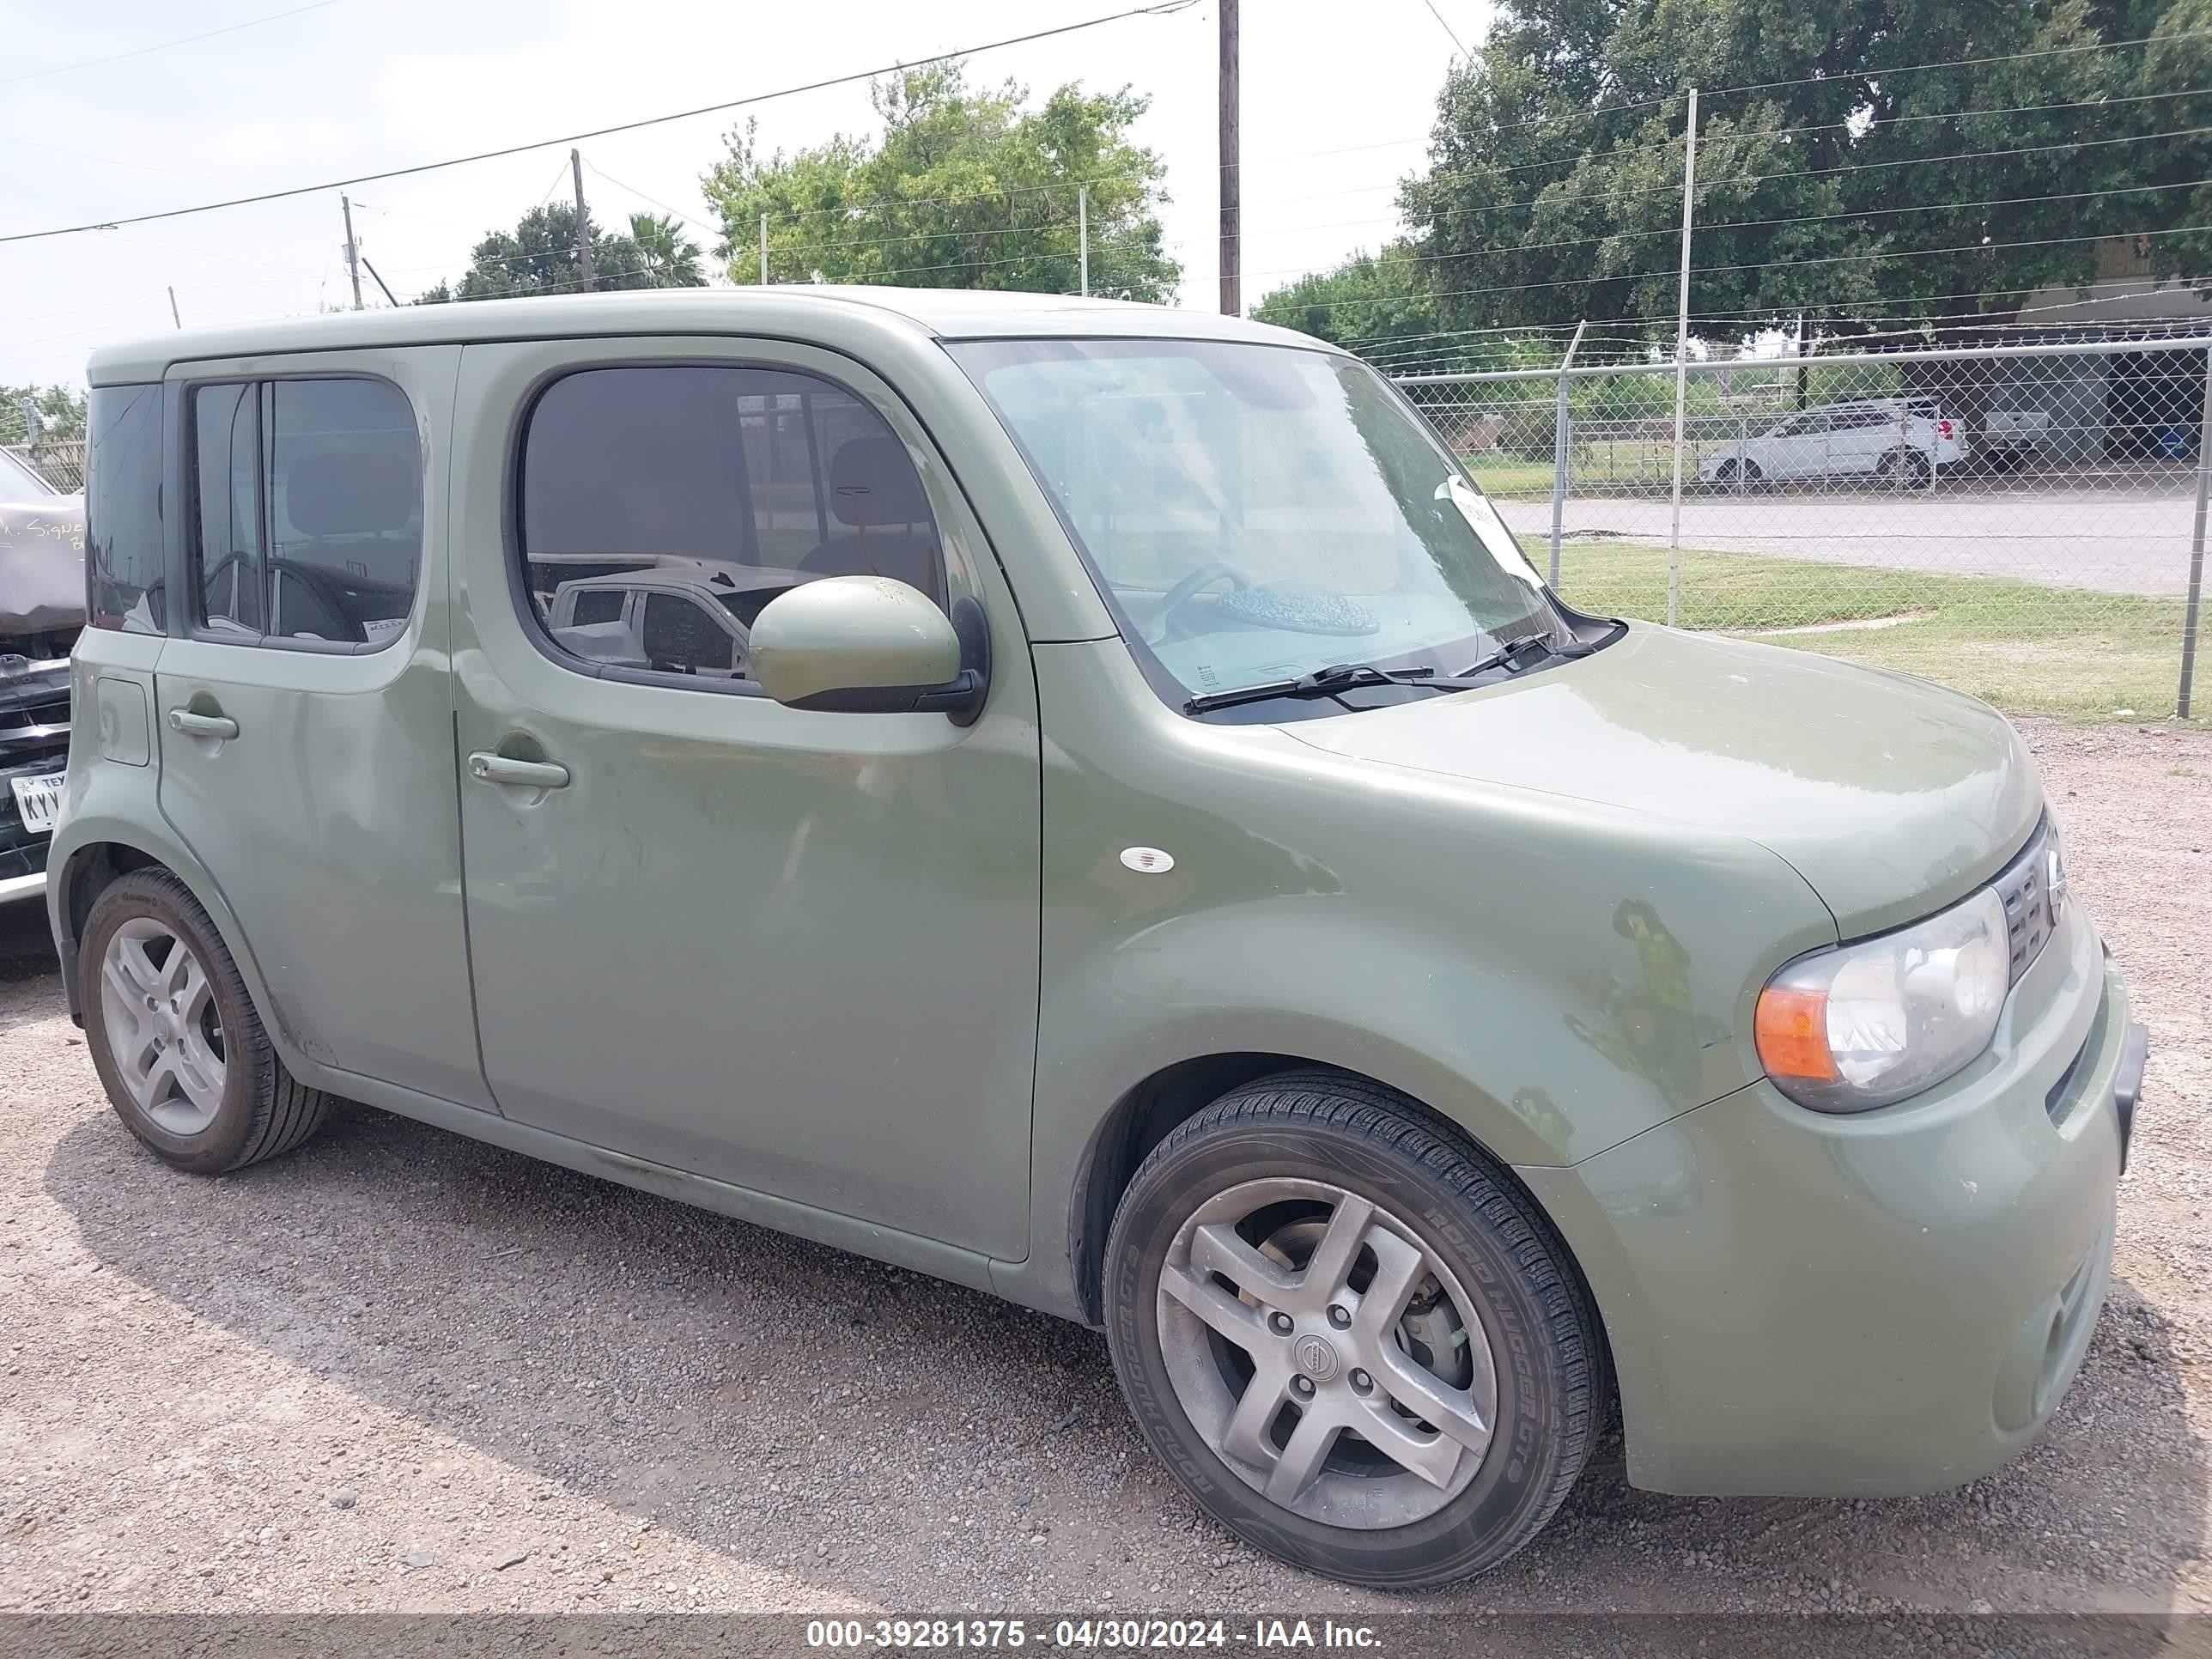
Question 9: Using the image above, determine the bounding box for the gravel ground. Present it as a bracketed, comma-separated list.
[0, 718, 2208, 1621]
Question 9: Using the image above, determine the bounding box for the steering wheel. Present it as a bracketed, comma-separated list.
[1144, 561, 1252, 645]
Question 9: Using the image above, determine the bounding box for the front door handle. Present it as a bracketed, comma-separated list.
[167, 708, 240, 740]
[467, 751, 571, 791]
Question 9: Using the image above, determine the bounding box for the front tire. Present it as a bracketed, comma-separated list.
[82, 868, 330, 1175]
[1103, 1072, 1607, 1588]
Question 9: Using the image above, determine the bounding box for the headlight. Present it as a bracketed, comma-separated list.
[1754, 887, 2010, 1112]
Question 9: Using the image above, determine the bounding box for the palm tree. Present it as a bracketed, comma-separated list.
[629, 212, 707, 288]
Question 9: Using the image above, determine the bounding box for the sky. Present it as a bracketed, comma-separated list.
[0, 0, 1488, 388]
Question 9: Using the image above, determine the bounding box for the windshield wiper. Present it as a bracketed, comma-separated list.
[1185, 661, 1476, 714]
[1454, 631, 1601, 680]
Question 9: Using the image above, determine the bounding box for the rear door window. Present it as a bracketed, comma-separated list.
[192, 383, 263, 634]
[186, 375, 422, 649]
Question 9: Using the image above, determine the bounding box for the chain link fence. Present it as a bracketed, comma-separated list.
[1398, 336, 2212, 722]
[3, 439, 86, 494]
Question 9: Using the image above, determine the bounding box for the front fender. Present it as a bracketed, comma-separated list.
[1006, 640, 1839, 1322]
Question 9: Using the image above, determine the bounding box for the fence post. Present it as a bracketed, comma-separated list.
[1548, 319, 1587, 588]
[2179, 345, 2212, 720]
[1666, 88, 1698, 629]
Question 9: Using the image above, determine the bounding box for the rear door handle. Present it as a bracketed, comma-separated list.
[467, 751, 571, 790]
[167, 708, 240, 740]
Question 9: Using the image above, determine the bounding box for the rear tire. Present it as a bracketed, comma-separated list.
[1103, 1071, 1608, 1588]
[1877, 447, 1931, 489]
[81, 868, 330, 1175]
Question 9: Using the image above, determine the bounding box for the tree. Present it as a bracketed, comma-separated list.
[700, 61, 1178, 301]
[1308, 0, 2212, 354]
[1251, 244, 1443, 356]
[414, 203, 708, 303]
[0, 385, 87, 447]
[627, 211, 706, 288]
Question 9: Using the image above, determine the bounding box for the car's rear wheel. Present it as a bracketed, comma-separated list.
[1877, 447, 1932, 489]
[1103, 1072, 1607, 1587]
[82, 869, 330, 1175]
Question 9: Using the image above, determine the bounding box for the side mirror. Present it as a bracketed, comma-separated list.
[750, 576, 991, 726]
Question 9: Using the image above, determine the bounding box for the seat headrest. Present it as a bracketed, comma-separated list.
[829, 437, 929, 528]
[285, 450, 418, 536]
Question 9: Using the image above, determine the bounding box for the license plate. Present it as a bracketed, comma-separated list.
[9, 771, 64, 836]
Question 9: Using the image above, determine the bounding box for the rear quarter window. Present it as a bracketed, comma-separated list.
[87, 384, 165, 634]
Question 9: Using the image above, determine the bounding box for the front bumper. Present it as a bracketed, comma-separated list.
[1522, 900, 2136, 1497]
[1, 659, 69, 906]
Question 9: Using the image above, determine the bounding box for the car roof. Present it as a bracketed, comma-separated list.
[87, 286, 1327, 386]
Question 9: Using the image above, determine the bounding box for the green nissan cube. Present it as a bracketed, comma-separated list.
[51, 289, 2146, 1587]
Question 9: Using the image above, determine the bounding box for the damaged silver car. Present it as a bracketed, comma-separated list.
[1, 446, 82, 906]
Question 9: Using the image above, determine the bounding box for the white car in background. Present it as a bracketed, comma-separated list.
[546, 559, 816, 682]
[1698, 397, 1967, 488]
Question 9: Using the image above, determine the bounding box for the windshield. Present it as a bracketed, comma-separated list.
[949, 338, 1565, 708]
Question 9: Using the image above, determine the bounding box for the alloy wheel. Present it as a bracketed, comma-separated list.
[98, 917, 227, 1135]
[1154, 1176, 1498, 1528]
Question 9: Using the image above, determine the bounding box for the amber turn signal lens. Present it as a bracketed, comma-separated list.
[1754, 986, 1838, 1082]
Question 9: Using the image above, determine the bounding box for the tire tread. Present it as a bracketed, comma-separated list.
[85, 868, 331, 1174]
[1110, 1067, 1611, 1585]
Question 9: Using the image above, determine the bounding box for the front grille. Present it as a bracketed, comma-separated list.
[0, 690, 70, 760]
[0, 835, 49, 883]
[1991, 817, 2059, 985]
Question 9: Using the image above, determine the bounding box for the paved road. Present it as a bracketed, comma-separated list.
[1494, 481, 2203, 596]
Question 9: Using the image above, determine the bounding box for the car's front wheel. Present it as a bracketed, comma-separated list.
[1103, 1072, 1608, 1588]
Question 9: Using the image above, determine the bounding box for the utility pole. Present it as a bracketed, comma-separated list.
[1665, 88, 1698, 629]
[340, 194, 364, 310]
[1548, 319, 1587, 588]
[571, 149, 594, 293]
[1078, 183, 1090, 297]
[1218, 0, 1240, 316]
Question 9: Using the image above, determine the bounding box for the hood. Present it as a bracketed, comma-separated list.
[0, 493, 86, 639]
[1284, 624, 2042, 938]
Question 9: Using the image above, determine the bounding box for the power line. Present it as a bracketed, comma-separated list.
[1351, 280, 2212, 367]
[1216, 25, 2212, 170]
[1417, 0, 1468, 58]
[581, 161, 719, 239]
[0, 0, 1198, 247]
[1287, 220, 2212, 323]
[1245, 170, 2212, 286]
[0, 0, 340, 87]
[1704, 26, 2212, 104]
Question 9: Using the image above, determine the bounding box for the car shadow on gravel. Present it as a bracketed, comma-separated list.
[40, 1096, 2209, 1617]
